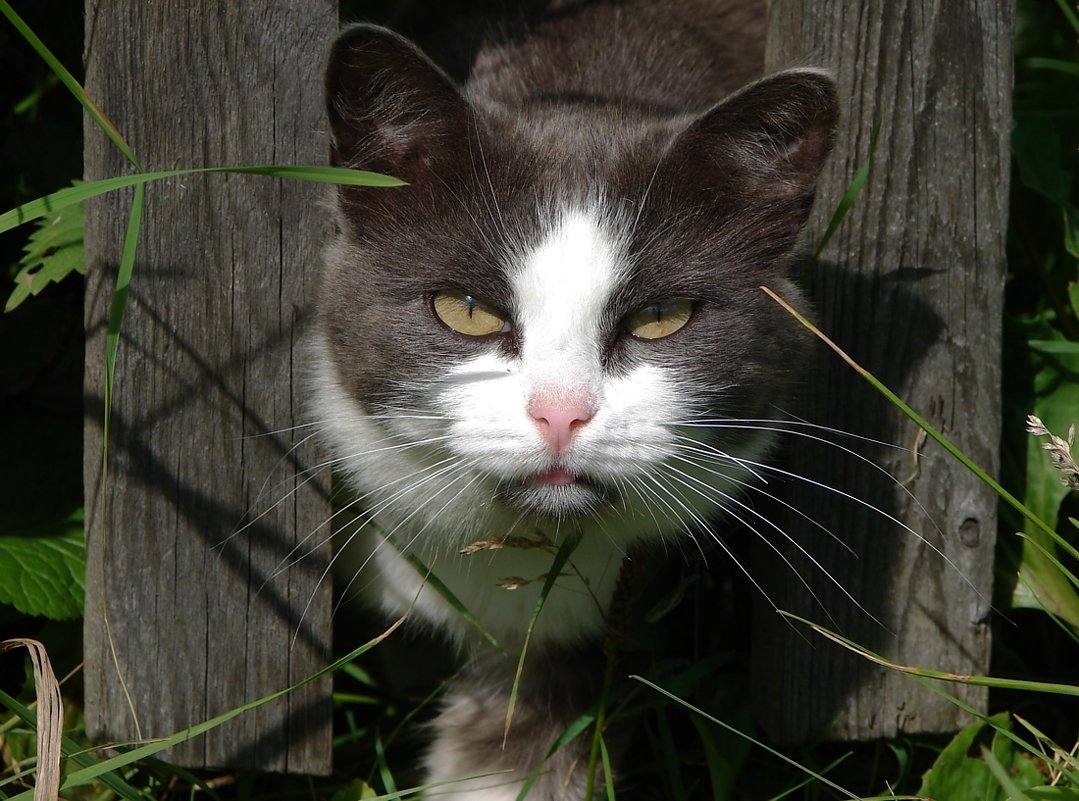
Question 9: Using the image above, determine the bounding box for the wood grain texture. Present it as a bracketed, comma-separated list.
[752, 1, 1012, 740]
[83, 1, 337, 772]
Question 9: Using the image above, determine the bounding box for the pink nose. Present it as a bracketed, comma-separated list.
[528, 396, 594, 455]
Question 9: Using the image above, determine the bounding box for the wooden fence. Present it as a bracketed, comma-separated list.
[753, 0, 1012, 740]
[83, 0, 337, 773]
[82, 0, 1012, 774]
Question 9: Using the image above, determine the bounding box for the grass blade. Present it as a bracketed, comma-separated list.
[1053, 0, 1079, 36]
[813, 118, 881, 260]
[514, 712, 595, 801]
[3, 616, 406, 801]
[103, 183, 143, 423]
[398, 548, 503, 651]
[0, 0, 141, 169]
[503, 532, 582, 742]
[0, 690, 147, 801]
[761, 286, 1066, 551]
[598, 734, 616, 801]
[632, 675, 865, 800]
[0, 165, 404, 235]
[780, 610, 1079, 697]
[981, 745, 1035, 801]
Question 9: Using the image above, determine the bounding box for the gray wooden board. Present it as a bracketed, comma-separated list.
[750, 1, 1012, 741]
[83, 0, 338, 773]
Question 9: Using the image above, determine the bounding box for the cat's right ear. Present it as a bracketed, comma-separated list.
[325, 25, 470, 184]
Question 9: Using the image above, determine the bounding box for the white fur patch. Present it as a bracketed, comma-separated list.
[510, 209, 625, 395]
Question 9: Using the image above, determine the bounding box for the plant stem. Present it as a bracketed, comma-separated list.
[584, 640, 617, 800]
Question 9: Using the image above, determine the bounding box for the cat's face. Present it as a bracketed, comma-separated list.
[314, 26, 837, 553]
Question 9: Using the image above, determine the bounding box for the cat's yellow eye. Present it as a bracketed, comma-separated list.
[623, 299, 694, 340]
[432, 291, 511, 337]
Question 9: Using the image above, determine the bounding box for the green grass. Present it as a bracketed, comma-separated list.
[2, 0, 1079, 799]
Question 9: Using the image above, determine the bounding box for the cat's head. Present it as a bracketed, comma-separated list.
[314, 25, 838, 552]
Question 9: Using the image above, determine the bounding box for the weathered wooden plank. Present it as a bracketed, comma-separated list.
[751, 1, 1011, 741]
[83, 1, 337, 772]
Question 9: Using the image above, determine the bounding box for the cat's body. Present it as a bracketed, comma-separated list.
[315, 2, 837, 797]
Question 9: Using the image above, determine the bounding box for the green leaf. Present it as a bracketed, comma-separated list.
[0, 520, 84, 620]
[6, 189, 84, 312]
[1029, 339, 1079, 355]
[1065, 205, 1079, 259]
[1012, 117, 1079, 260]
[917, 714, 1007, 801]
[598, 734, 617, 801]
[330, 780, 379, 801]
[396, 545, 502, 651]
[1013, 117, 1072, 204]
[1020, 57, 1079, 76]
[982, 744, 1034, 801]
[1027, 788, 1079, 800]
[991, 726, 1051, 794]
[1013, 337, 1079, 626]
[915, 715, 1050, 801]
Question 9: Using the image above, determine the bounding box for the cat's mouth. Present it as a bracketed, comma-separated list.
[496, 467, 609, 517]
[533, 467, 578, 486]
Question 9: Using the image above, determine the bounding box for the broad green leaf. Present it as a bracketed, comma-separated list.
[1065, 205, 1079, 259]
[1012, 118, 1079, 260]
[6, 191, 84, 312]
[1013, 118, 1072, 204]
[982, 745, 1035, 801]
[991, 726, 1052, 794]
[917, 714, 1007, 801]
[1021, 57, 1079, 76]
[330, 780, 379, 801]
[1027, 788, 1079, 800]
[1029, 339, 1079, 355]
[1013, 336, 1079, 626]
[0, 521, 84, 620]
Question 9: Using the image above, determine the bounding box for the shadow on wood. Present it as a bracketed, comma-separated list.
[751, 262, 993, 742]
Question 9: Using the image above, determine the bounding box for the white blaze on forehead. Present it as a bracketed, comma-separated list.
[510, 209, 627, 388]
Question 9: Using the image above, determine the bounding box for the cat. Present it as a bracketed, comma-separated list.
[312, 1, 837, 797]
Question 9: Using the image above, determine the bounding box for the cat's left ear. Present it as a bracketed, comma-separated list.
[670, 68, 838, 218]
[324, 24, 471, 184]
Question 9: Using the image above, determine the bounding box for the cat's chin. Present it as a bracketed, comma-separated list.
[497, 472, 610, 519]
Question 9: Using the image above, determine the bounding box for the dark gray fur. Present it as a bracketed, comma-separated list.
[320, 2, 837, 796]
